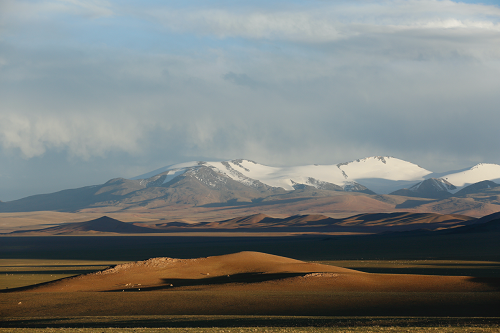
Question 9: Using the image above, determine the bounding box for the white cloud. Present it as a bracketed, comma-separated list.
[55, 0, 114, 18]
[148, 0, 500, 43]
[1, 0, 500, 201]
[0, 0, 113, 31]
[0, 113, 144, 159]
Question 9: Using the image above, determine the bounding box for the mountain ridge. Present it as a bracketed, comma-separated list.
[1, 156, 500, 216]
[6, 211, 476, 235]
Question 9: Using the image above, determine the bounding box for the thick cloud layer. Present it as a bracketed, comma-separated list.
[0, 0, 499, 200]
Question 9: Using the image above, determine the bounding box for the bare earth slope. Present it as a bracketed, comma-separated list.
[7, 211, 475, 235]
[13, 252, 499, 293]
[9, 216, 158, 235]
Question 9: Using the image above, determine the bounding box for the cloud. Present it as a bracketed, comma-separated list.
[0, 113, 146, 159]
[2, 0, 114, 20]
[223, 72, 259, 88]
[147, 0, 500, 43]
[56, 0, 114, 18]
[1, 0, 500, 175]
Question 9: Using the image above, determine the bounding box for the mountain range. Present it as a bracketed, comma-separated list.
[4, 211, 478, 235]
[8, 210, 500, 236]
[1, 156, 500, 217]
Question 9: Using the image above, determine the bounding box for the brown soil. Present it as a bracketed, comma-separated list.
[2, 252, 500, 318]
[10, 251, 500, 293]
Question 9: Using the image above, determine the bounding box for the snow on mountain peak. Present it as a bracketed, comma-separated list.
[442, 163, 500, 188]
[409, 178, 456, 193]
[132, 156, 434, 194]
[337, 156, 431, 181]
[131, 156, 500, 196]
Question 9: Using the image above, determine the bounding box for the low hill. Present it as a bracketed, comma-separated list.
[436, 213, 500, 235]
[10, 216, 158, 235]
[454, 180, 500, 196]
[380, 211, 500, 237]
[7, 211, 476, 235]
[8, 251, 499, 293]
[152, 211, 473, 232]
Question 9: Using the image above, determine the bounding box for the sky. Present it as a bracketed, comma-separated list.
[1, 0, 500, 201]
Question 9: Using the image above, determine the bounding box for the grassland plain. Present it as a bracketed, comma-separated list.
[2, 258, 500, 290]
[1, 327, 500, 332]
[1, 234, 499, 330]
[0, 259, 129, 289]
[1, 316, 500, 330]
[2, 232, 500, 262]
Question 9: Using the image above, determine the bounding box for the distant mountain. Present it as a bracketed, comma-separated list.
[133, 156, 431, 195]
[454, 180, 500, 197]
[8, 212, 476, 235]
[472, 211, 500, 224]
[389, 178, 456, 199]
[146, 211, 475, 233]
[1, 156, 500, 216]
[9, 216, 157, 235]
[442, 163, 500, 189]
[426, 211, 500, 235]
[387, 163, 500, 200]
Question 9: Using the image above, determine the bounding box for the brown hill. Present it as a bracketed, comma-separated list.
[149, 211, 474, 233]
[436, 214, 500, 235]
[413, 197, 500, 217]
[11, 252, 499, 293]
[336, 212, 473, 229]
[10, 216, 157, 235]
[455, 180, 500, 196]
[8, 211, 477, 235]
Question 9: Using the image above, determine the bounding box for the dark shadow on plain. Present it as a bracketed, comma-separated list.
[2, 316, 500, 328]
[468, 277, 500, 290]
[0, 269, 104, 275]
[108, 272, 309, 291]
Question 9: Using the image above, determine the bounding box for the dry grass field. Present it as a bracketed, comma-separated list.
[1, 229, 499, 330]
[0, 259, 126, 289]
[1, 316, 500, 331]
[2, 252, 500, 323]
[316, 260, 500, 277]
[3, 258, 500, 290]
[1, 327, 500, 332]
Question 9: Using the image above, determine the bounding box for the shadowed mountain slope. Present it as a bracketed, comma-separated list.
[10, 216, 157, 235]
[390, 178, 455, 199]
[435, 212, 500, 235]
[1, 158, 500, 217]
[455, 180, 500, 196]
[380, 210, 500, 238]
[6, 211, 476, 235]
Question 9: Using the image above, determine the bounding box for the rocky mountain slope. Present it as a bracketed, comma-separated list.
[0, 156, 499, 216]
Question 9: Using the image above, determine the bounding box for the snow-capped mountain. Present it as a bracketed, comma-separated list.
[390, 178, 456, 199]
[2, 156, 500, 214]
[133, 156, 432, 195]
[409, 178, 456, 193]
[441, 163, 500, 191]
[384, 163, 500, 199]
